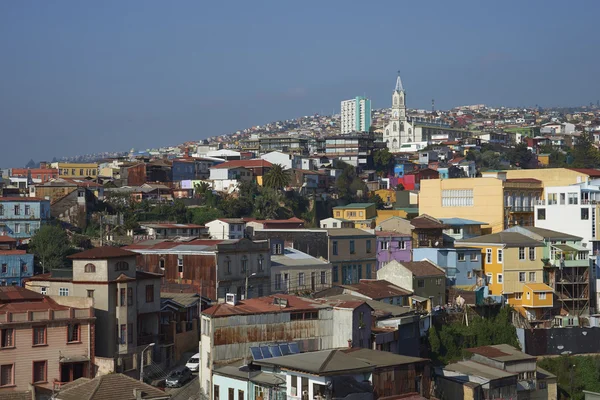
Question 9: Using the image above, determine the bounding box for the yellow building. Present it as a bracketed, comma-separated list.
[375, 189, 396, 204]
[537, 154, 550, 167]
[375, 209, 408, 226]
[51, 162, 99, 179]
[456, 231, 554, 322]
[419, 175, 543, 233]
[332, 203, 377, 229]
[504, 167, 597, 187]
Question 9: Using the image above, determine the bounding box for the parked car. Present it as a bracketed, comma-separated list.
[185, 353, 200, 372]
[165, 366, 193, 388]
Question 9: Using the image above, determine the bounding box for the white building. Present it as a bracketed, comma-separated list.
[205, 218, 246, 240]
[341, 96, 371, 134]
[534, 182, 600, 250]
[319, 217, 353, 229]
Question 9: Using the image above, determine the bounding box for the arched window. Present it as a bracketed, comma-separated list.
[385, 129, 389, 136]
[394, 96, 398, 105]
[84, 263, 96, 273]
[393, 123, 397, 132]
[400, 123, 405, 132]
[258, 255, 264, 272]
[115, 261, 129, 272]
[241, 256, 248, 273]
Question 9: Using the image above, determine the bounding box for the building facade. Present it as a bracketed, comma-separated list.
[51, 163, 99, 179]
[375, 231, 412, 270]
[341, 96, 372, 134]
[0, 197, 51, 240]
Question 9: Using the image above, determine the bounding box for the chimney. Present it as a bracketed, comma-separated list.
[225, 293, 238, 306]
[133, 389, 146, 400]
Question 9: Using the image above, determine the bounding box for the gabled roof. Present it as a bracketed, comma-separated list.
[211, 159, 273, 170]
[55, 373, 170, 400]
[523, 283, 554, 293]
[0, 286, 46, 302]
[568, 168, 600, 177]
[410, 214, 447, 229]
[516, 226, 582, 241]
[202, 294, 329, 317]
[67, 246, 137, 260]
[396, 260, 445, 277]
[456, 232, 544, 248]
[466, 344, 536, 362]
[341, 279, 412, 300]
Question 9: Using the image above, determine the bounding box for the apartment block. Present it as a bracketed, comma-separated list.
[0, 197, 51, 240]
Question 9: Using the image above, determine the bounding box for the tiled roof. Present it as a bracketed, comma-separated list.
[341, 279, 412, 300]
[0, 237, 17, 243]
[202, 294, 328, 317]
[0, 286, 46, 302]
[333, 203, 376, 209]
[410, 214, 446, 229]
[55, 373, 170, 400]
[397, 260, 445, 277]
[67, 246, 137, 259]
[211, 159, 273, 169]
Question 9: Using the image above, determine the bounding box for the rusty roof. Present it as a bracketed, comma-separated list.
[466, 344, 536, 362]
[341, 280, 412, 300]
[0, 250, 26, 256]
[410, 214, 447, 229]
[211, 159, 273, 169]
[202, 294, 328, 317]
[67, 246, 137, 259]
[397, 260, 445, 277]
[0, 236, 17, 243]
[0, 286, 46, 303]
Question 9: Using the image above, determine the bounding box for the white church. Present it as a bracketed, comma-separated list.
[383, 73, 470, 152]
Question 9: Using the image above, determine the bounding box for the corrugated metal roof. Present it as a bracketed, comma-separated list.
[67, 246, 137, 259]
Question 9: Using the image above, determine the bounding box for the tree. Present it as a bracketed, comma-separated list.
[571, 134, 600, 169]
[507, 143, 537, 169]
[189, 207, 224, 225]
[367, 193, 384, 209]
[253, 189, 285, 220]
[29, 225, 71, 273]
[263, 164, 290, 190]
[373, 148, 394, 175]
[194, 182, 211, 197]
[448, 165, 467, 179]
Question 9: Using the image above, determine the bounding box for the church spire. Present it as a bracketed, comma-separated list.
[395, 70, 404, 92]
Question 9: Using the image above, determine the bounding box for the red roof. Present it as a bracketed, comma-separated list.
[202, 294, 328, 317]
[0, 250, 26, 255]
[568, 168, 600, 177]
[68, 246, 137, 259]
[143, 223, 205, 229]
[0, 286, 46, 302]
[410, 214, 447, 229]
[211, 159, 273, 170]
[0, 197, 48, 202]
[0, 236, 17, 243]
[125, 239, 224, 251]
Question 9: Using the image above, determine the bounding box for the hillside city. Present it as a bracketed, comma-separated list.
[3, 73, 600, 400]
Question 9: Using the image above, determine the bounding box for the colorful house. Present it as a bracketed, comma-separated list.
[375, 231, 411, 270]
[332, 203, 377, 229]
[0, 197, 51, 240]
[51, 162, 99, 179]
[456, 231, 553, 322]
[0, 237, 33, 286]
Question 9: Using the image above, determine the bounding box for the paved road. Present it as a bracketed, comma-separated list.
[166, 375, 201, 400]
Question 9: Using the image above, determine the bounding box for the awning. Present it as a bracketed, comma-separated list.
[411, 295, 429, 302]
[553, 243, 588, 252]
[60, 355, 90, 363]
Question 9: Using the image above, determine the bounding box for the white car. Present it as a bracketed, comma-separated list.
[185, 353, 200, 372]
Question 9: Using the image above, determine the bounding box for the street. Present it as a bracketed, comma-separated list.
[166, 374, 201, 400]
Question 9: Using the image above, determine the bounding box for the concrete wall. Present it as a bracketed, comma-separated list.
[213, 373, 248, 400]
[377, 260, 414, 292]
[171, 319, 199, 362]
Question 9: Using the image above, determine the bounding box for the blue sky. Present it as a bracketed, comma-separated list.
[1, 0, 599, 166]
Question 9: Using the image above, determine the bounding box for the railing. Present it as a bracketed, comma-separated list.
[506, 206, 534, 212]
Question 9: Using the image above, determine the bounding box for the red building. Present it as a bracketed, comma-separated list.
[11, 168, 58, 183]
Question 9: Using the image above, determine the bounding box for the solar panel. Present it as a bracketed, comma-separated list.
[269, 345, 282, 357]
[250, 347, 263, 360]
[279, 343, 290, 355]
[260, 346, 272, 359]
[289, 342, 300, 354]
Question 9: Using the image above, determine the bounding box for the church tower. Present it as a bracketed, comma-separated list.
[385, 71, 412, 152]
[391, 71, 407, 124]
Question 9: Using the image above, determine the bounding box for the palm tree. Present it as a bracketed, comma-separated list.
[194, 181, 211, 196]
[263, 164, 290, 190]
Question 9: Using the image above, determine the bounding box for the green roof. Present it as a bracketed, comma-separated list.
[333, 203, 376, 209]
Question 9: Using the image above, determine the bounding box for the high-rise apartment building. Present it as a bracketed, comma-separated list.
[341, 96, 371, 134]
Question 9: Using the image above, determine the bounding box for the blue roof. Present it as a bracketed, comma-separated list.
[440, 218, 487, 226]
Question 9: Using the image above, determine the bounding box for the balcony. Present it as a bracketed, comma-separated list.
[506, 205, 534, 212]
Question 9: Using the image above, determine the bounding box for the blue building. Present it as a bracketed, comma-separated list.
[172, 158, 217, 181]
[439, 218, 486, 245]
[0, 236, 34, 286]
[413, 247, 482, 287]
[0, 197, 51, 240]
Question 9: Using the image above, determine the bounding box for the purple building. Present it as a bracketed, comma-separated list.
[376, 231, 412, 270]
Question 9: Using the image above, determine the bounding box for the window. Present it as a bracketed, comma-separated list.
[529, 247, 536, 260]
[120, 288, 126, 306]
[24, 205, 30, 215]
[441, 189, 474, 207]
[332, 266, 338, 282]
[1, 329, 13, 348]
[87, 290, 94, 298]
[366, 264, 372, 279]
[145, 285, 154, 303]
[241, 256, 248, 273]
[128, 323, 133, 343]
[366, 240, 371, 253]
[529, 272, 536, 282]
[350, 240, 355, 254]
[0, 364, 13, 386]
[177, 258, 184, 273]
[537, 208, 546, 220]
[332, 241, 338, 255]
[332, 222, 337, 228]
[298, 273, 305, 286]
[467, 271, 473, 279]
[40, 287, 47, 295]
[560, 193, 565, 205]
[539, 381, 547, 389]
[82, 263, 97, 273]
[274, 243, 283, 255]
[59, 287, 69, 296]
[67, 324, 80, 342]
[582, 208, 590, 220]
[115, 261, 129, 272]
[417, 279, 425, 288]
[486, 249, 492, 263]
[159, 258, 165, 270]
[398, 240, 406, 250]
[127, 287, 133, 305]
[24, 224, 30, 234]
[33, 326, 46, 345]
[14, 205, 20, 215]
[515, 292, 523, 300]
[519, 272, 526, 282]
[497, 274, 503, 284]
[214, 385, 220, 400]
[457, 252, 465, 262]
[470, 253, 478, 261]
[497, 249, 503, 263]
[436, 278, 442, 286]
[14, 224, 20, 234]
[539, 292, 547, 300]
[486, 273, 493, 284]
[568, 192, 578, 205]
[526, 291, 531, 300]
[275, 274, 282, 290]
[1, 264, 6, 274]
[452, 227, 461, 234]
[0, 205, 3, 216]
[518, 247, 525, 260]
[120, 324, 126, 345]
[320, 271, 326, 284]
[258, 255, 264, 271]
[238, 390, 244, 400]
[229, 388, 234, 400]
[380, 241, 388, 250]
